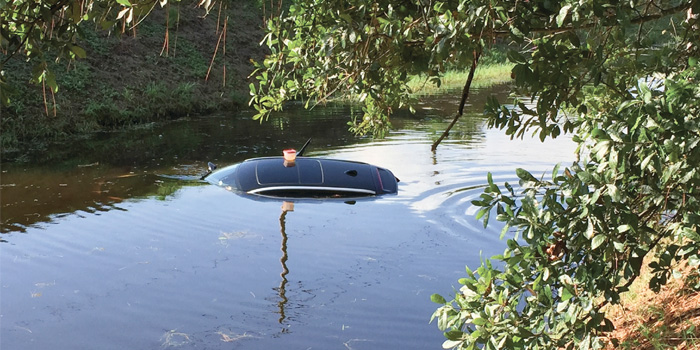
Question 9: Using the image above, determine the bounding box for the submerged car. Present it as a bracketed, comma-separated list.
[205, 156, 399, 198]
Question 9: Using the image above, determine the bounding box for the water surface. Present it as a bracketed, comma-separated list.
[1, 88, 577, 349]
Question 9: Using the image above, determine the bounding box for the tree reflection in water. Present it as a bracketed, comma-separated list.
[277, 201, 293, 328]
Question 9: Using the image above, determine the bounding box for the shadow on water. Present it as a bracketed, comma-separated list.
[1, 86, 507, 234]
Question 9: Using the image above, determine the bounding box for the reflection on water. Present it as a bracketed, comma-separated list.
[0, 85, 578, 349]
[277, 201, 293, 326]
[1, 87, 503, 233]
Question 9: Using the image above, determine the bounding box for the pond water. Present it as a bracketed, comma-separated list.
[1, 87, 577, 349]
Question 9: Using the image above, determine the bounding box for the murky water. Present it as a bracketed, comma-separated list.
[1, 87, 577, 349]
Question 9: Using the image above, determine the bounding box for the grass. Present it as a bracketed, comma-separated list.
[407, 62, 514, 95]
[603, 261, 700, 349]
[170, 40, 209, 78]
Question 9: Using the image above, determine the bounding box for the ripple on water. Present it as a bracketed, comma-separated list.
[311, 129, 576, 248]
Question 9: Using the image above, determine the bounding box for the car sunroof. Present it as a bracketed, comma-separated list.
[255, 158, 323, 184]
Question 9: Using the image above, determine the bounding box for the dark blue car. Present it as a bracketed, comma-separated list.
[206, 157, 399, 198]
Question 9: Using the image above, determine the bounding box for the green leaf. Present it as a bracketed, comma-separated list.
[586, 219, 595, 239]
[640, 153, 655, 171]
[482, 210, 490, 228]
[556, 5, 571, 27]
[689, 255, 700, 267]
[591, 235, 606, 250]
[116, 0, 131, 6]
[339, 13, 352, 24]
[70, 45, 86, 59]
[593, 140, 611, 160]
[475, 207, 489, 221]
[560, 286, 574, 301]
[45, 70, 58, 93]
[510, 25, 524, 39]
[616, 99, 640, 113]
[472, 317, 487, 325]
[506, 50, 527, 64]
[613, 241, 625, 252]
[444, 330, 464, 341]
[431, 294, 447, 304]
[552, 163, 561, 181]
[515, 168, 536, 182]
[577, 171, 593, 183]
[442, 339, 463, 349]
[500, 224, 510, 240]
[606, 184, 621, 202]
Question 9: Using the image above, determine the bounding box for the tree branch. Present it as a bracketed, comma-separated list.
[490, 2, 692, 37]
[1, 0, 74, 66]
[431, 49, 481, 152]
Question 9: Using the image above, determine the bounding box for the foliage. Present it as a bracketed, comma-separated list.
[1, 0, 261, 151]
[0, 0, 218, 105]
[248, 0, 700, 349]
[248, 0, 449, 135]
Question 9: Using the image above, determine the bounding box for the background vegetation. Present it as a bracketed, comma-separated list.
[1, 0, 265, 154]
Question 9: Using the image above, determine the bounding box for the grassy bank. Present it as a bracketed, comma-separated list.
[407, 63, 514, 95]
[1, 1, 265, 155]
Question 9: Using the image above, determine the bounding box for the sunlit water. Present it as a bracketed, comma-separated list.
[1, 87, 577, 349]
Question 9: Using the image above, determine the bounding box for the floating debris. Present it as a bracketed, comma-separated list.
[34, 281, 56, 288]
[15, 326, 32, 333]
[160, 330, 191, 347]
[217, 331, 253, 343]
[344, 338, 372, 350]
[218, 231, 258, 246]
